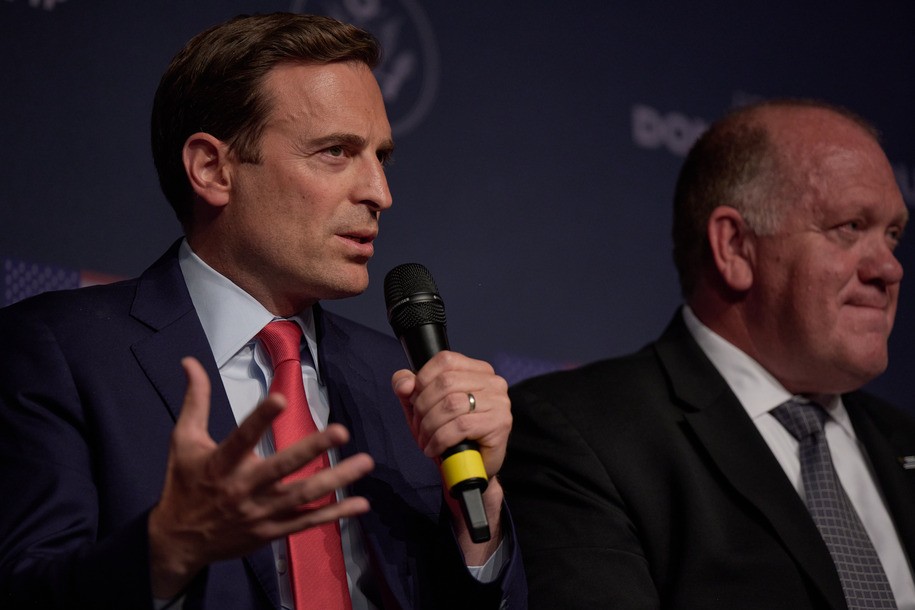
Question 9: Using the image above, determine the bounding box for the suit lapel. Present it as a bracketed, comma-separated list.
[127, 243, 236, 441]
[845, 394, 915, 567]
[315, 307, 417, 610]
[314, 306, 395, 465]
[126, 243, 279, 608]
[656, 313, 847, 609]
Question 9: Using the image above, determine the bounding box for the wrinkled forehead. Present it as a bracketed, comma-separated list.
[764, 108, 892, 182]
[803, 144, 906, 227]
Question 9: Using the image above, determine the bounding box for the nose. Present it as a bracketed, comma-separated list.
[860, 236, 904, 288]
[357, 155, 393, 213]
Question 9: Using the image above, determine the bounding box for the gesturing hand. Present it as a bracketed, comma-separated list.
[148, 357, 374, 598]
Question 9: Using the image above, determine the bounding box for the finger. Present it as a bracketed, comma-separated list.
[282, 451, 375, 507]
[253, 424, 359, 487]
[422, 400, 511, 464]
[256, 451, 375, 518]
[422, 410, 476, 457]
[426, 427, 509, 476]
[258, 496, 372, 541]
[415, 390, 483, 446]
[434, 431, 508, 476]
[414, 351, 494, 385]
[209, 393, 286, 475]
[392, 370, 419, 433]
[176, 357, 212, 434]
[391, 369, 415, 401]
[289, 495, 372, 528]
[411, 369, 507, 420]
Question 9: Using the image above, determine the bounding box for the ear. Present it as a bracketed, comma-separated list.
[182, 132, 232, 208]
[707, 206, 755, 292]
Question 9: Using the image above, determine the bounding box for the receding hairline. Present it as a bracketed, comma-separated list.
[720, 100, 885, 213]
[722, 100, 882, 150]
[253, 59, 394, 151]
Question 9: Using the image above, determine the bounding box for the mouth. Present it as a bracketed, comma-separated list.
[339, 230, 376, 245]
[337, 230, 377, 258]
[344, 233, 374, 244]
[842, 298, 895, 332]
[845, 295, 890, 310]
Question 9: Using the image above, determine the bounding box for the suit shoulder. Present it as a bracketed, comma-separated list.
[510, 343, 663, 404]
[846, 390, 915, 432]
[507, 343, 681, 442]
[0, 279, 139, 328]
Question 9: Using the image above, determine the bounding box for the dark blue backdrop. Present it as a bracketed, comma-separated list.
[2, 1, 914, 408]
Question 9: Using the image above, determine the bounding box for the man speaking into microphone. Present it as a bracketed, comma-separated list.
[0, 12, 524, 609]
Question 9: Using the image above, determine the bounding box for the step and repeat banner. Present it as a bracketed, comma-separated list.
[2, 1, 914, 408]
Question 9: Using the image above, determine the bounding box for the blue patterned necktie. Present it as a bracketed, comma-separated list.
[772, 398, 897, 609]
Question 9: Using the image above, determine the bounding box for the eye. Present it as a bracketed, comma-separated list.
[842, 220, 861, 231]
[377, 149, 394, 166]
[326, 145, 346, 158]
[834, 220, 864, 238]
[828, 219, 865, 245]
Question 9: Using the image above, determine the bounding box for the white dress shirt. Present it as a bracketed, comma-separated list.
[682, 305, 915, 608]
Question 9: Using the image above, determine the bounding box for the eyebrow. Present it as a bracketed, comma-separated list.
[309, 132, 395, 156]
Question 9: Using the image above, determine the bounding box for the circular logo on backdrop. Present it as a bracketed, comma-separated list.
[290, 0, 441, 137]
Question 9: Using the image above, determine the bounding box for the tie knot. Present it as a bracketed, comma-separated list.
[771, 398, 828, 441]
[256, 320, 303, 368]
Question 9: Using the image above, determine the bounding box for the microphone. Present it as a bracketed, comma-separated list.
[384, 263, 491, 543]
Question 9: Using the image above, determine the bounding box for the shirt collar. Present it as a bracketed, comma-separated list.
[177, 239, 319, 373]
[680, 305, 852, 435]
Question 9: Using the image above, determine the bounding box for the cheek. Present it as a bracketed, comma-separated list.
[768, 266, 841, 339]
[795, 252, 852, 302]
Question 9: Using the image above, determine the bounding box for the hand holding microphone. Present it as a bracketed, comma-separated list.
[385, 263, 510, 544]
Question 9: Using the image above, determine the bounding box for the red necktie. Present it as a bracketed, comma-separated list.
[256, 320, 352, 610]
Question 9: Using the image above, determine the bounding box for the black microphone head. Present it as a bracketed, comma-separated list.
[384, 263, 447, 337]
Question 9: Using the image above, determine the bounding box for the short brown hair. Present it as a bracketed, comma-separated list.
[151, 13, 381, 226]
[671, 99, 879, 298]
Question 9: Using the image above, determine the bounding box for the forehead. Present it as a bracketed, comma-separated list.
[763, 108, 906, 222]
[260, 61, 391, 139]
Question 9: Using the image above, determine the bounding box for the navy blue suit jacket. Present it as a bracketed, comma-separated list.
[0, 244, 525, 609]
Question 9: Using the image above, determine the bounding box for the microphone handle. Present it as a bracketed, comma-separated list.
[398, 322, 448, 371]
[399, 323, 492, 543]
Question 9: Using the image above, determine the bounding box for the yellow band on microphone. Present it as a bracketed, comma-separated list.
[440, 448, 488, 491]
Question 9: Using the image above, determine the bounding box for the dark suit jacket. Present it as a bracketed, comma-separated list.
[500, 311, 915, 609]
[0, 244, 525, 609]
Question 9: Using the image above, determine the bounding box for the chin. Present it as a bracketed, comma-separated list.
[322, 278, 370, 300]
[836, 357, 888, 392]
